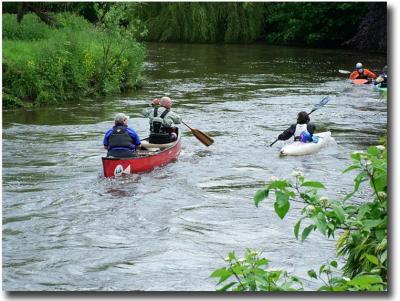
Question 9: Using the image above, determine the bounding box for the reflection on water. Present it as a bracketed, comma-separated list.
[3, 43, 386, 291]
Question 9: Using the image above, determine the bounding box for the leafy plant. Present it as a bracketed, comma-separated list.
[213, 144, 387, 291]
[211, 249, 303, 291]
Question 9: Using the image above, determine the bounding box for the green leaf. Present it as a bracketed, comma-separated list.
[301, 224, 314, 242]
[307, 269, 317, 279]
[217, 281, 237, 292]
[330, 261, 338, 268]
[301, 181, 325, 189]
[367, 146, 380, 156]
[342, 164, 360, 174]
[363, 219, 384, 230]
[332, 205, 346, 224]
[274, 191, 290, 219]
[254, 189, 269, 207]
[347, 274, 382, 286]
[294, 219, 301, 240]
[211, 268, 233, 284]
[268, 179, 291, 190]
[365, 254, 379, 266]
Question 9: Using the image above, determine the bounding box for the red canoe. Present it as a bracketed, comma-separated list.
[102, 131, 182, 177]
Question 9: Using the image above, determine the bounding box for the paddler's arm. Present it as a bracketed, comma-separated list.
[103, 129, 112, 150]
[365, 69, 377, 79]
[349, 71, 359, 80]
[127, 128, 142, 151]
[278, 124, 296, 141]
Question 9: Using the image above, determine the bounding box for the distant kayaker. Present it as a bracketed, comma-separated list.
[277, 111, 316, 142]
[374, 65, 388, 88]
[142, 96, 182, 144]
[103, 113, 141, 158]
[349, 62, 377, 82]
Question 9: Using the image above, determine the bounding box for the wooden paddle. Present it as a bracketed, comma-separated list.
[269, 96, 331, 147]
[182, 121, 214, 147]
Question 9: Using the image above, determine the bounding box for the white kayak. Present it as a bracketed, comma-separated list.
[280, 132, 332, 156]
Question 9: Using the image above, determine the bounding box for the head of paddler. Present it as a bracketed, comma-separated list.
[356, 62, 363, 74]
[297, 111, 310, 124]
[114, 113, 129, 127]
[151, 98, 160, 107]
[160, 96, 173, 109]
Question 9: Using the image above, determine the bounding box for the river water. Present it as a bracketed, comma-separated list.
[2, 43, 387, 291]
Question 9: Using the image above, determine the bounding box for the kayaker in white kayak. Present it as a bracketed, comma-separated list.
[142, 96, 182, 144]
[103, 113, 142, 158]
[277, 111, 316, 143]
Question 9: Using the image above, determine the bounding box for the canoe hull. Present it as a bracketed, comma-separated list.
[280, 132, 332, 156]
[102, 134, 181, 177]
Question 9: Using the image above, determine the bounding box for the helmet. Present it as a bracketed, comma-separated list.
[356, 62, 363, 69]
[300, 131, 312, 143]
[160, 96, 172, 109]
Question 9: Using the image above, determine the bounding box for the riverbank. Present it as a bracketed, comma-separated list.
[3, 13, 145, 109]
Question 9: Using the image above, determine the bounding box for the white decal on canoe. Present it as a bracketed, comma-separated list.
[114, 165, 123, 176]
[123, 165, 131, 174]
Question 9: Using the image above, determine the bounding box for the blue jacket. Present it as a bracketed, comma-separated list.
[103, 126, 141, 151]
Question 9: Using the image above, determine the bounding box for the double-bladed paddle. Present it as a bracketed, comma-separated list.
[269, 96, 331, 147]
[182, 121, 214, 147]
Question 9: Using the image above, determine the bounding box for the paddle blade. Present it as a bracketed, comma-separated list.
[339, 69, 351, 74]
[191, 128, 214, 147]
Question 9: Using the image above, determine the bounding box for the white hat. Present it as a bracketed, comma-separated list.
[356, 62, 363, 69]
[114, 113, 129, 123]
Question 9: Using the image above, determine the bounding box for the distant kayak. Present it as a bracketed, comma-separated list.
[351, 79, 369, 85]
[280, 132, 332, 156]
[373, 83, 387, 94]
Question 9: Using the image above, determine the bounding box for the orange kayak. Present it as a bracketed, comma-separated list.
[352, 79, 369, 85]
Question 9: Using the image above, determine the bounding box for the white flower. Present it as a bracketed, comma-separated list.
[365, 160, 372, 166]
[269, 176, 279, 182]
[292, 170, 304, 178]
[377, 191, 387, 199]
[319, 197, 330, 207]
[376, 145, 385, 151]
[224, 256, 230, 262]
[250, 250, 259, 256]
[305, 205, 316, 215]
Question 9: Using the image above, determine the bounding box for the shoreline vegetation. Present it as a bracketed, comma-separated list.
[2, 2, 386, 109]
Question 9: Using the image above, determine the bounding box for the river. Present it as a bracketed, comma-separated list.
[2, 43, 387, 291]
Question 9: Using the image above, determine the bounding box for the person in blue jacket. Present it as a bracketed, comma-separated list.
[277, 111, 316, 142]
[103, 113, 141, 158]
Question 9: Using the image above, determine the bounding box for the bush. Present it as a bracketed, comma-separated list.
[2, 13, 145, 108]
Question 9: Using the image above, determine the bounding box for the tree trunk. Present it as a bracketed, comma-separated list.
[343, 3, 386, 52]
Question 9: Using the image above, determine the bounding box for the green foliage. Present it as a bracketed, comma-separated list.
[264, 3, 368, 47]
[3, 13, 51, 40]
[211, 249, 303, 291]
[2, 13, 145, 108]
[214, 144, 387, 291]
[133, 2, 266, 43]
[308, 262, 385, 291]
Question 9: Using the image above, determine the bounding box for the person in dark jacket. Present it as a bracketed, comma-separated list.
[277, 111, 316, 142]
[103, 113, 141, 158]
